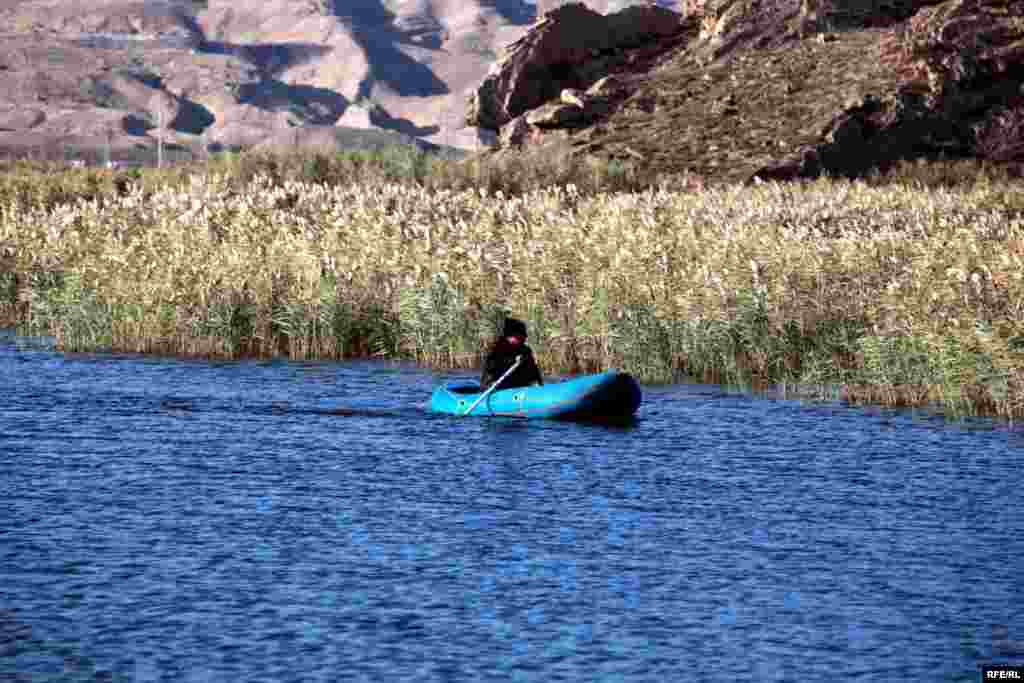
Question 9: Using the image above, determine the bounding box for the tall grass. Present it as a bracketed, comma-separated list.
[2, 150, 1023, 417]
[0, 141, 666, 213]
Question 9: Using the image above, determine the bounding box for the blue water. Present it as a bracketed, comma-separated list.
[2, 331, 1023, 682]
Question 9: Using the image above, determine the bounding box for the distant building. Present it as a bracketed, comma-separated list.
[103, 160, 145, 169]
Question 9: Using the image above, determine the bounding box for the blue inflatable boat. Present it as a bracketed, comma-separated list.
[430, 370, 641, 420]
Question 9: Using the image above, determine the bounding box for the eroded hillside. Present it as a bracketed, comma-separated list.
[468, 0, 1024, 185]
[0, 0, 678, 162]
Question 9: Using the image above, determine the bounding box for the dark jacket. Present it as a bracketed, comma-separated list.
[479, 337, 543, 390]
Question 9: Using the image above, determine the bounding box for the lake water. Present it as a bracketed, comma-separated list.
[2, 330, 1022, 682]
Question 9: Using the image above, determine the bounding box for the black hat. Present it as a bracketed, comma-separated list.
[502, 317, 528, 338]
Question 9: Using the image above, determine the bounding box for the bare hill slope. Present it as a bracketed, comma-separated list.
[0, 0, 677, 162]
[467, 0, 1024, 185]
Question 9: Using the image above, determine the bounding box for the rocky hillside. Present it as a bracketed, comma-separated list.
[467, 0, 1024, 185]
[0, 0, 678, 163]
[3, 0, 1019, 180]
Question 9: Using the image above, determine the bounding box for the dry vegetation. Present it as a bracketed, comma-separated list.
[2, 148, 1023, 418]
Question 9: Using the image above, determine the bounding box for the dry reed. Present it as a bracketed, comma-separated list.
[2, 151, 1023, 418]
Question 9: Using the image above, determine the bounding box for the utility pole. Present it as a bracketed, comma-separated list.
[157, 108, 163, 168]
[444, 100, 452, 149]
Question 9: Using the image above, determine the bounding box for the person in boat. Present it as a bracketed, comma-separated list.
[479, 317, 544, 391]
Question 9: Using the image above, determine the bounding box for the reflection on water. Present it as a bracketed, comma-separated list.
[1, 332, 1022, 682]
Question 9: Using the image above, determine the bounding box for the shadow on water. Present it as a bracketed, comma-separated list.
[239, 407, 642, 426]
[158, 398, 411, 420]
[276, 405, 410, 419]
[478, 413, 640, 431]
[559, 414, 640, 430]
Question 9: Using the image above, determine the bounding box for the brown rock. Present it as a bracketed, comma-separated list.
[527, 102, 585, 128]
[973, 105, 1024, 163]
[561, 88, 587, 109]
[908, 0, 1024, 95]
[903, 0, 1024, 161]
[689, 0, 936, 62]
[586, 75, 629, 99]
[561, 88, 615, 120]
[465, 2, 684, 131]
[692, 0, 765, 61]
[605, 4, 686, 48]
[499, 114, 533, 148]
[492, 84, 623, 146]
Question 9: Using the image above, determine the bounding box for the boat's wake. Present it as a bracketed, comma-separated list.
[158, 398, 418, 420]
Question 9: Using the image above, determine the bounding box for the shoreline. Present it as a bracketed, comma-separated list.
[2, 150, 1022, 419]
[0, 322, 1010, 423]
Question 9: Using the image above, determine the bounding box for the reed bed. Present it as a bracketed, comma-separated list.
[2, 151, 1023, 418]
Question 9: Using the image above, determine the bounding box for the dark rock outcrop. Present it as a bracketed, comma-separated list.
[465, 2, 686, 135]
[527, 101, 585, 128]
[686, 0, 937, 63]
[497, 74, 635, 148]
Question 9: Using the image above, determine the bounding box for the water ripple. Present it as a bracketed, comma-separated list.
[1, 339, 1023, 681]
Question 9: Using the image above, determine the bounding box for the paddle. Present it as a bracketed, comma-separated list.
[463, 355, 522, 416]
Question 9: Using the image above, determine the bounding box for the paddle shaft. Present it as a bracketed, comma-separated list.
[463, 355, 522, 416]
